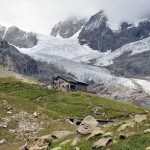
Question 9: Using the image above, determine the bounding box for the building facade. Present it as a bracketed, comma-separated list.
[53, 75, 88, 92]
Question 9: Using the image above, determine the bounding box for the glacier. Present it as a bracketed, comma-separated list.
[16, 33, 150, 98]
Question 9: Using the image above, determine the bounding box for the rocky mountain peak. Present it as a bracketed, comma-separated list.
[51, 17, 87, 38]
[79, 10, 150, 52]
[83, 10, 108, 31]
[0, 25, 37, 48]
[4, 26, 37, 48]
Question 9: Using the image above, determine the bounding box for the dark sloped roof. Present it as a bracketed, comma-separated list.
[56, 75, 88, 85]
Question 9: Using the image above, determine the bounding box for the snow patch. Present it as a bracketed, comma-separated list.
[133, 79, 150, 95]
[95, 37, 150, 66]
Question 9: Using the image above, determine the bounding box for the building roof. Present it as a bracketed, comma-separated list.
[55, 75, 89, 85]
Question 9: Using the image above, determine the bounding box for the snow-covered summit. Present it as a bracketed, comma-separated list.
[51, 17, 87, 38]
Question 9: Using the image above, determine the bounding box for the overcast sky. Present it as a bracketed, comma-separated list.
[0, 0, 150, 35]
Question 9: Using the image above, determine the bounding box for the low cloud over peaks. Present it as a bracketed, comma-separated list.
[0, 0, 149, 35]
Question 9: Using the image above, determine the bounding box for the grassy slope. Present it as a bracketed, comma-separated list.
[0, 77, 149, 150]
[0, 67, 40, 84]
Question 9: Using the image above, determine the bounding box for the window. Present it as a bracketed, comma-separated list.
[70, 84, 76, 90]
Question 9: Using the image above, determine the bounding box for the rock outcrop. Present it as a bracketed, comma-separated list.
[20, 131, 73, 150]
[51, 131, 73, 141]
[51, 17, 87, 38]
[4, 26, 37, 48]
[79, 11, 150, 52]
[0, 25, 37, 48]
[20, 135, 53, 150]
[108, 50, 150, 79]
[134, 115, 147, 123]
[77, 116, 100, 135]
[87, 129, 104, 139]
[117, 122, 135, 132]
[0, 39, 39, 75]
[0, 25, 6, 38]
[93, 137, 113, 149]
[79, 11, 115, 52]
[144, 129, 150, 134]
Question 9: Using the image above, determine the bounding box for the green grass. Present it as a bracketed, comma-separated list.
[0, 77, 149, 150]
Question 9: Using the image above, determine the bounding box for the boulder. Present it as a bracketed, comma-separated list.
[146, 147, 150, 150]
[74, 147, 80, 150]
[117, 122, 135, 132]
[51, 131, 73, 141]
[103, 132, 113, 138]
[20, 135, 53, 150]
[77, 116, 100, 135]
[87, 129, 105, 139]
[134, 115, 147, 123]
[126, 132, 138, 137]
[0, 139, 6, 144]
[93, 137, 113, 149]
[144, 129, 150, 134]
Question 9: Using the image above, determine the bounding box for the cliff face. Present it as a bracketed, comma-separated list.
[51, 17, 87, 38]
[0, 26, 37, 48]
[0, 39, 39, 75]
[78, 11, 150, 52]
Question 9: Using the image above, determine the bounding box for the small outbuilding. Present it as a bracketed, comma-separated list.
[53, 75, 89, 92]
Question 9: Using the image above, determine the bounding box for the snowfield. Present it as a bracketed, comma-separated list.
[95, 37, 150, 66]
[133, 79, 150, 95]
[19, 34, 100, 60]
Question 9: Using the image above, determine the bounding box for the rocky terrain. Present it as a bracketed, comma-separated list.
[78, 11, 150, 52]
[51, 17, 87, 38]
[0, 4, 150, 150]
[0, 25, 37, 48]
[0, 77, 149, 150]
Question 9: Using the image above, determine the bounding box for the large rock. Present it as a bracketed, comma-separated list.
[87, 129, 105, 139]
[144, 129, 150, 134]
[102, 132, 113, 138]
[146, 146, 150, 150]
[51, 17, 87, 38]
[117, 122, 135, 132]
[0, 139, 6, 144]
[134, 115, 147, 123]
[20, 135, 53, 150]
[77, 116, 100, 135]
[51, 131, 73, 141]
[93, 137, 113, 149]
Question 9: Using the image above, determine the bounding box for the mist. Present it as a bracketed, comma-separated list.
[0, 0, 149, 35]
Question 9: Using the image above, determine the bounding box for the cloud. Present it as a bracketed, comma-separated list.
[0, 0, 149, 35]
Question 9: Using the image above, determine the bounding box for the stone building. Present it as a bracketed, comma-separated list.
[53, 75, 88, 92]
